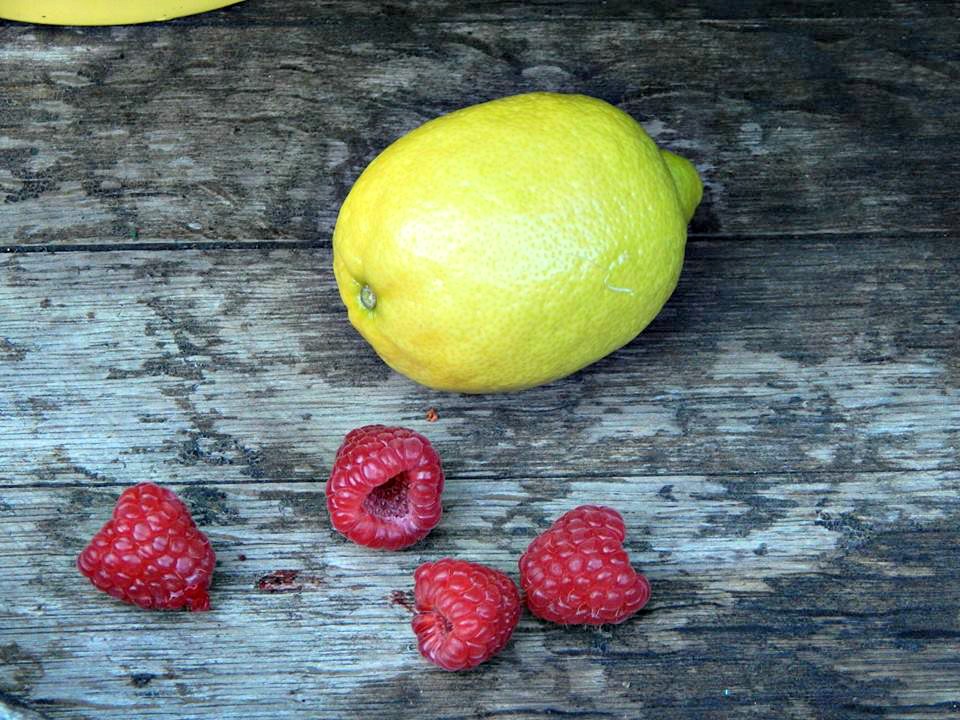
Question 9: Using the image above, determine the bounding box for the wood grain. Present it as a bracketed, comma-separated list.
[1, 237, 958, 718]
[2, 478, 959, 720]
[1, 4, 958, 245]
[1, 238, 957, 489]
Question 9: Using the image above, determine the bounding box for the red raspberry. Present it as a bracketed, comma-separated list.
[77, 483, 216, 611]
[519, 505, 650, 625]
[412, 558, 521, 671]
[326, 425, 444, 550]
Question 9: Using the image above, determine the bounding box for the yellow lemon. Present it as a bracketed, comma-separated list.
[0, 0, 243, 25]
[333, 92, 702, 393]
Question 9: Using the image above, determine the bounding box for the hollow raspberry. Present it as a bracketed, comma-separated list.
[519, 505, 650, 625]
[326, 425, 444, 550]
[412, 558, 521, 671]
[77, 483, 216, 611]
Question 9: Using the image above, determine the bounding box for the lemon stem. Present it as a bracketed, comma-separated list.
[360, 285, 377, 310]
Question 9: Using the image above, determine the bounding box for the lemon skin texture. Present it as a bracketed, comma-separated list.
[333, 92, 702, 393]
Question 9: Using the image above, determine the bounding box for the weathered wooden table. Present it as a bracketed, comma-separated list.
[1, 2, 958, 718]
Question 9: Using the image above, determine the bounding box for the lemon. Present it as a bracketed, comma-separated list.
[333, 92, 702, 393]
[0, 0, 243, 25]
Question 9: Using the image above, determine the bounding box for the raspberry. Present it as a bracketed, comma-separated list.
[326, 425, 444, 550]
[77, 483, 216, 611]
[411, 558, 521, 671]
[519, 505, 650, 625]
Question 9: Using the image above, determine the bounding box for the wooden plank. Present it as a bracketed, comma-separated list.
[1, 237, 957, 494]
[1, 470, 958, 719]
[1, 11, 958, 245]
[176, 1, 960, 24]
[11, 1, 960, 27]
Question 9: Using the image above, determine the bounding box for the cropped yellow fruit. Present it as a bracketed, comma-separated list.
[0, 0, 243, 25]
[333, 92, 702, 393]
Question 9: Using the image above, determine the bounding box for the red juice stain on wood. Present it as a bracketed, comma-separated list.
[256, 569, 323, 593]
[389, 589, 416, 613]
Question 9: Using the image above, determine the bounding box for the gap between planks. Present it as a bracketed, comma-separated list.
[0, 229, 952, 255]
[4, 467, 957, 491]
